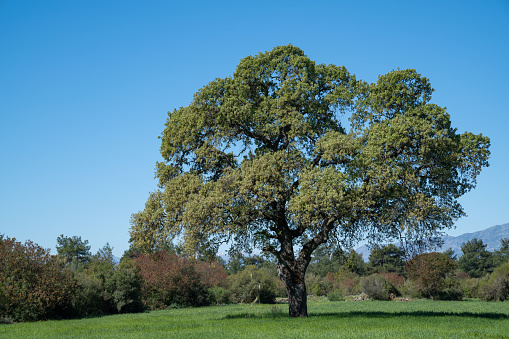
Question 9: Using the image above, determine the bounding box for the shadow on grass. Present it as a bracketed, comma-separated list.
[224, 310, 509, 320]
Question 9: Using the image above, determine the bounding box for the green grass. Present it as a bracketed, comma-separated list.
[2, 300, 509, 338]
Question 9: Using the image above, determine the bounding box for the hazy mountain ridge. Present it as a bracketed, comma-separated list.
[355, 223, 509, 261]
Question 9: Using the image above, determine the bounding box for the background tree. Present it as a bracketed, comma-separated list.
[343, 250, 367, 276]
[443, 248, 458, 261]
[307, 245, 346, 277]
[73, 243, 143, 315]
[405, 252, 458, 299]
[130, 45, 490, 317]
[368, 244, 405, 274]
[494, 238, 509, 267]
[56, 234, 91, 270]
[458, 238, 495, 278]
[225, 252, 267, 275]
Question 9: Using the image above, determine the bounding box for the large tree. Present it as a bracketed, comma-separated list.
[130, 45, 490, 317]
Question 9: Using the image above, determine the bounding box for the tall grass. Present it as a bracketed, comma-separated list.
[1, 300, 509, 338]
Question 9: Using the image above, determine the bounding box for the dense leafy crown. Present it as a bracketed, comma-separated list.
[130, 45, 490, 262]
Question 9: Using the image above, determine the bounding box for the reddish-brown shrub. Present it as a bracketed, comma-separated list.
[379, 272, 405, 287]
[325, 270, 360, 296]
[0, 235, 77, 321]
[194, 260, 229, 288]
[405, 252, 458, 299]
[134, 252, 216, 309]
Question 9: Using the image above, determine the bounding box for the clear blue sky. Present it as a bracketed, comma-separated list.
[1, 0, 508, 257]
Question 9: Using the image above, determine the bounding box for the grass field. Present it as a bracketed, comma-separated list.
[1, 300, 509, 338]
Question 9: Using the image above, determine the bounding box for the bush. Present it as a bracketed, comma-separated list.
[398, 279, 421, 299]
[436, 278, 463, 300]
[325, 269, 360, 296]
[460, 277, 482, 298]
[72, 252, 143, 316]
[0, 235, 77, 322]
[305, 273, 333, 296]
[194, 260, 229, 289]
[208, 286, 231, 305]
[405, 252, 457, 299]
[72, 271, 105, 315]
[327, 290, 343, 301]
[360, 274, 399, 300]
[135, 252, 210, 309]
[481, 261, 509, 301]
[111, 262, 144, 313]
[229, 265, 277, 303]
[378, 272, 405, 287]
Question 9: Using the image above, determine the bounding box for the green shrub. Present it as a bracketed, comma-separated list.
[325, 269, 360, 296]
[460, 277, 482, 298]
[208, 286, 231, 305]
[327, 290, 343, 301]
[481, 261, 509, 301]
[398, 279, 421, 298]
[111, 263, 144, 313]
[229, 265, 277, 304]
[360, 274, 399, 300]
[305, 273, 333, 296]
[72, 252, 143, 315]
[72, 272, 105, 316]
[436, 278, 463, 300]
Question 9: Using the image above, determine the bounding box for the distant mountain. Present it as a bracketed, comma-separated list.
[441, 223, 509, 257]
[355, 223, 509, 261]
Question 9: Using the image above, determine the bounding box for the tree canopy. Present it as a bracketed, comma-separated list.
[458, 238, 495, 278]
[130, 45, 490, 316]
[56, 234, 91, 269]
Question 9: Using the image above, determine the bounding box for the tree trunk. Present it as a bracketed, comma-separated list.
[286, 280, 308, 317]
[277, 263, 308, 317]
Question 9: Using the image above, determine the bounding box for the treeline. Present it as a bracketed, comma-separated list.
[302, 238, 509, 302]
[1, 234, 509, 323]
[0, 235, 281, 323]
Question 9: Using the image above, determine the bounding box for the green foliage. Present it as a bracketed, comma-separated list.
[307, 246, 346, 277]
[443, 248, 458, 261]
[343, 250, 367, 276]
[325, 269, 361, 296]
[405, 252, 458, 299]
[368, 244, 406, 274]
[360, 274, 399, 300]
[56, 234, 92, 270]
[397, 279, 421, 299]
[305, 273, 333, 296]
[494, 238, 509, 267]
[225, 252, 270, 275]
[481, 261, 509, 301]
[458, 238, 495, 278]
[72, 244, 144, 315]
[0, 235, 77, 322]
[128, 191, 172, 254]
[460, 277, 482, 298]
[207, 286, 231, 305]
[326, 290, 343, 301]
[228, 265, 277, 304]
[131, 45, 490, 316]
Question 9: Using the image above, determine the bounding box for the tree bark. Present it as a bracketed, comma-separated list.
[277, 263, 308, 317]
[286, 279, 308, 317]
